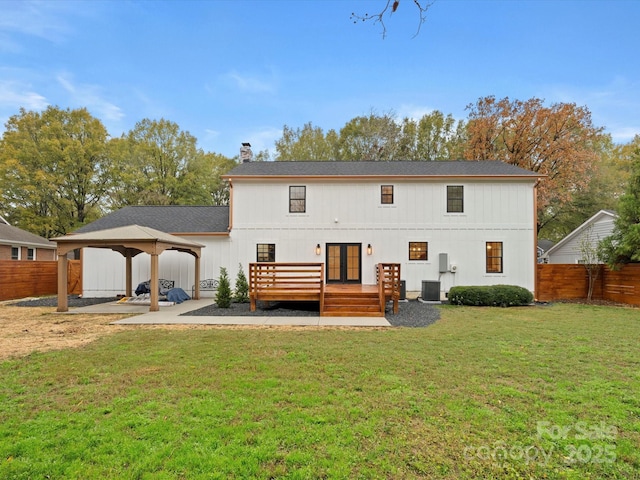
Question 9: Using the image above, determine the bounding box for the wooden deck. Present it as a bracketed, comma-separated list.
[249, 262, 400, 317]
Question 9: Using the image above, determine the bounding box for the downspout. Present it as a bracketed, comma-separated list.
[533, 178, 542, 300]
[228, 180, 233, 232]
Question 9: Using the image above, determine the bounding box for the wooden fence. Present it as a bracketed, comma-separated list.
[0, 260, 81, 301]
[537, 263, 640, 306]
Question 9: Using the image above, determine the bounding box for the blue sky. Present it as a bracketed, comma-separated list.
[1, 0, 639, 159]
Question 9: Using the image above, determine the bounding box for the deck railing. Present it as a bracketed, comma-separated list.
[249, 262, 325, 313]
[376, 263, 401, 314]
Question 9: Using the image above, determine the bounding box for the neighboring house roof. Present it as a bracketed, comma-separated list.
[544, 210, 618, 258]
[0, 220, 55, 248]
[74, 206, 230, 235]
[538, 239, 555, 253]
[224, 160, 541, 179]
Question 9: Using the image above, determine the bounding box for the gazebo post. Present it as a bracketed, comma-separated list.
[56, 253, 68, 312]
[194, 255, 201, 300]
[125, 253, 133, 297]
[150, 253, 159, 312]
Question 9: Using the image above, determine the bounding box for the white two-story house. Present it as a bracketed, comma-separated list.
[75, 160, 541, 299]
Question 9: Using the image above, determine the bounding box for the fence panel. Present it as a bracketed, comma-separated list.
[0, 260, 81, 301]
[537, 263, 640, 306]
[602, 264, 640, 305]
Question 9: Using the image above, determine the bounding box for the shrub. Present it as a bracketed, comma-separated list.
[448, 284, 533, 307]
[215, 267, 232, 308]
[234, 263, 249, 303]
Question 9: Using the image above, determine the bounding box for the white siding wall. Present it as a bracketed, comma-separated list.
[82, 177, 537, 297]
[547, 215, 615, 264]
[231, 178, 536, 294]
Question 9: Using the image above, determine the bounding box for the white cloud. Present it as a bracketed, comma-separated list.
[0, 1, 76, 45]
[204, 128, 221, 140]
[0, 81, 48, 110]
[56, 73, 124, 122]
[222, 70, 277, 94]
[608, 126, 640, 144]
[245, 126, 282, 155]
[543, 76, 640, 144]
[396, 104, 437, 121]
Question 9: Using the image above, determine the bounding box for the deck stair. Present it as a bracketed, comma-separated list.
[249, 262, 401, 318]
[322, 286, 384, 317]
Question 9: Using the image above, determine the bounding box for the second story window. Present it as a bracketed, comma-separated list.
[447, 185, 464, 213]
[381, 185, 394, 204]
[289, 186, 306, 213]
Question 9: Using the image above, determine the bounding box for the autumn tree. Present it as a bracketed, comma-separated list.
[539, 136, 621, 241]
[464, 96, 607, 233]
[0, 106, 112, 237]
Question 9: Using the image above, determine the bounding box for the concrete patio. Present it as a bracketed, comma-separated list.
[65, 298, 392, 327]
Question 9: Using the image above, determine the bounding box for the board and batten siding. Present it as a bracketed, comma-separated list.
[230, 178, 536, 293]
[80, 177, 537, 297]
[81, 236, 232, 298]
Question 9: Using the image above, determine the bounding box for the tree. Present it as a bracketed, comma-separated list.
[274, 122, 338, 161]
[464, 96, 607, 232]
[215, 267, 232, 308]
[599, 145, 640, 267]
[233, 263, 249, 303]
[175, 151, 236, 206]
[337, 112, 402, 161]
[108, 119, 235, 208]
[539, 136, 621, 242]
[351, 0, 435, 39]
[397, 111, 467, 160]
[576, 225, 604, 301]
[0, 106, 112, 237]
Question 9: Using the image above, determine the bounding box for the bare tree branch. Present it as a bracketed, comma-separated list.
[351, 0, 435, 39]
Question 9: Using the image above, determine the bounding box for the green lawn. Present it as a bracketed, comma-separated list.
[1, 303, 638, 479]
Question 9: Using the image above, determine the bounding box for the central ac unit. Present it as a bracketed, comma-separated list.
[421, 281, 440, 301]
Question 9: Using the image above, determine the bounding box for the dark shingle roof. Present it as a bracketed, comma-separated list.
[224, 160, 540, 178]
[0, 223, 55, 248]
[74, 206, 229, 234]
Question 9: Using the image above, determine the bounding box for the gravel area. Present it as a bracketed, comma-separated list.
[11, 295, 441, 328]
[182, 299, 441, 327]
[11, 295, 118, 308]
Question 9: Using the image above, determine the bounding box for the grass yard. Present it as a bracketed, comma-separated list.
[0, 303, 638, 479]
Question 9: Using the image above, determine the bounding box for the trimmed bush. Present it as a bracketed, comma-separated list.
[448, 284, 533, 307]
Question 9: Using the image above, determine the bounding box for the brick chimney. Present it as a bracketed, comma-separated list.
[240, 142, 253, 163]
